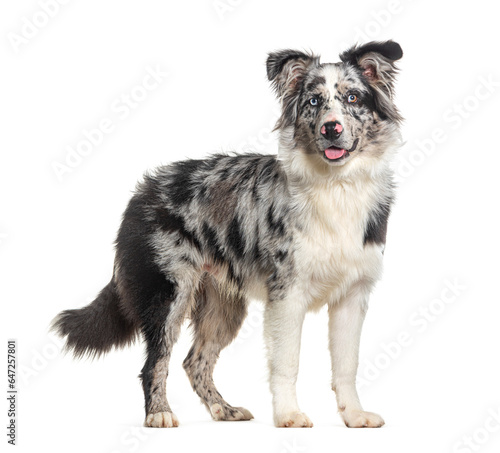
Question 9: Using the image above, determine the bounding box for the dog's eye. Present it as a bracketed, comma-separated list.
[347, 94, 358, 103]
[309, 98, 318, 106]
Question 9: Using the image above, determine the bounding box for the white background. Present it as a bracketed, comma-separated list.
[1, 1, 500, 452]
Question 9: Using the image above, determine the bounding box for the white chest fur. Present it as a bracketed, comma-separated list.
[291, 174, 386, 309]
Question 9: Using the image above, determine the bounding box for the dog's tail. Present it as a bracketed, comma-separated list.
[51, 280, 138, 359]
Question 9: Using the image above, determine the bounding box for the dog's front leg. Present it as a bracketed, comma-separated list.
[264, 297, 312, 428]
[328, 283, 385, 428]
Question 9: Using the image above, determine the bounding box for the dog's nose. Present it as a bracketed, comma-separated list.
[321, 121, 343, 140]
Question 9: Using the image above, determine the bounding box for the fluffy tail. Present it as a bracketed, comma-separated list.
[51, 280, 138, 358]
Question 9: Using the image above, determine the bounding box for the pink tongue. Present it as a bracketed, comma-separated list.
[325, 147, 346, 160]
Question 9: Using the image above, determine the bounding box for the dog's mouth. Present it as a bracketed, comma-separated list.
[324, 146, 348, 161]
[323, 139, 359, 162]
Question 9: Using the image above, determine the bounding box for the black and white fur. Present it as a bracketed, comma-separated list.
[52, 41, 403, 428]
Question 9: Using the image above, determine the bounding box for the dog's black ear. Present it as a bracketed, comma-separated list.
[340, 41, 402, 66]
[267, 50, 319, 129]
[340, 40, 403, 122]
[340, 40, 402, 93]
[267, 49, 319, 98]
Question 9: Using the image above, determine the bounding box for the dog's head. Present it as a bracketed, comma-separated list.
[267, 41, 403, 172]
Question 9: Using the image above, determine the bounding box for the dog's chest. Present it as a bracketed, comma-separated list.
[292, 180, 384, 305]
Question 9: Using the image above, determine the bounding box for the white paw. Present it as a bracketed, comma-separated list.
[342, 409, 384, 428]
[210, 403, 254, 421]
[275, 411, 313, 428]
[144, 411, 179, 428]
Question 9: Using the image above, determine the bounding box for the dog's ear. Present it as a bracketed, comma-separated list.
[340, 40, 402, 90]
[340, 40, 403, 122]
[267, 49, 319, 97]
[267, 50, 319, 129]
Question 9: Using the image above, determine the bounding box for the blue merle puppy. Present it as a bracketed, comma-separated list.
[52, 40, 403, 428]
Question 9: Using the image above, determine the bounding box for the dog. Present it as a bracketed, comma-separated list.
[52, 40, 403, 428]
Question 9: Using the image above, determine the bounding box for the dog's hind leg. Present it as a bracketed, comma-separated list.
[183, 277, 253, 421]
[139, 275, 195, 428]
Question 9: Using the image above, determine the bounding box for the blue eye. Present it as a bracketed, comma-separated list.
[310, 98, 318, 106]
[347, 94, 358, 103]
